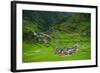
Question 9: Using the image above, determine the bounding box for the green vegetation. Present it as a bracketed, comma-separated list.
[22, 10, 91, 63]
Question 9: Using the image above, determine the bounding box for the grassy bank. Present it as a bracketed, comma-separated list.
[22, 33, 91, 63]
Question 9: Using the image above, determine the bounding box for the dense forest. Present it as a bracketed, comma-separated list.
[22, 10, 91, 63]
